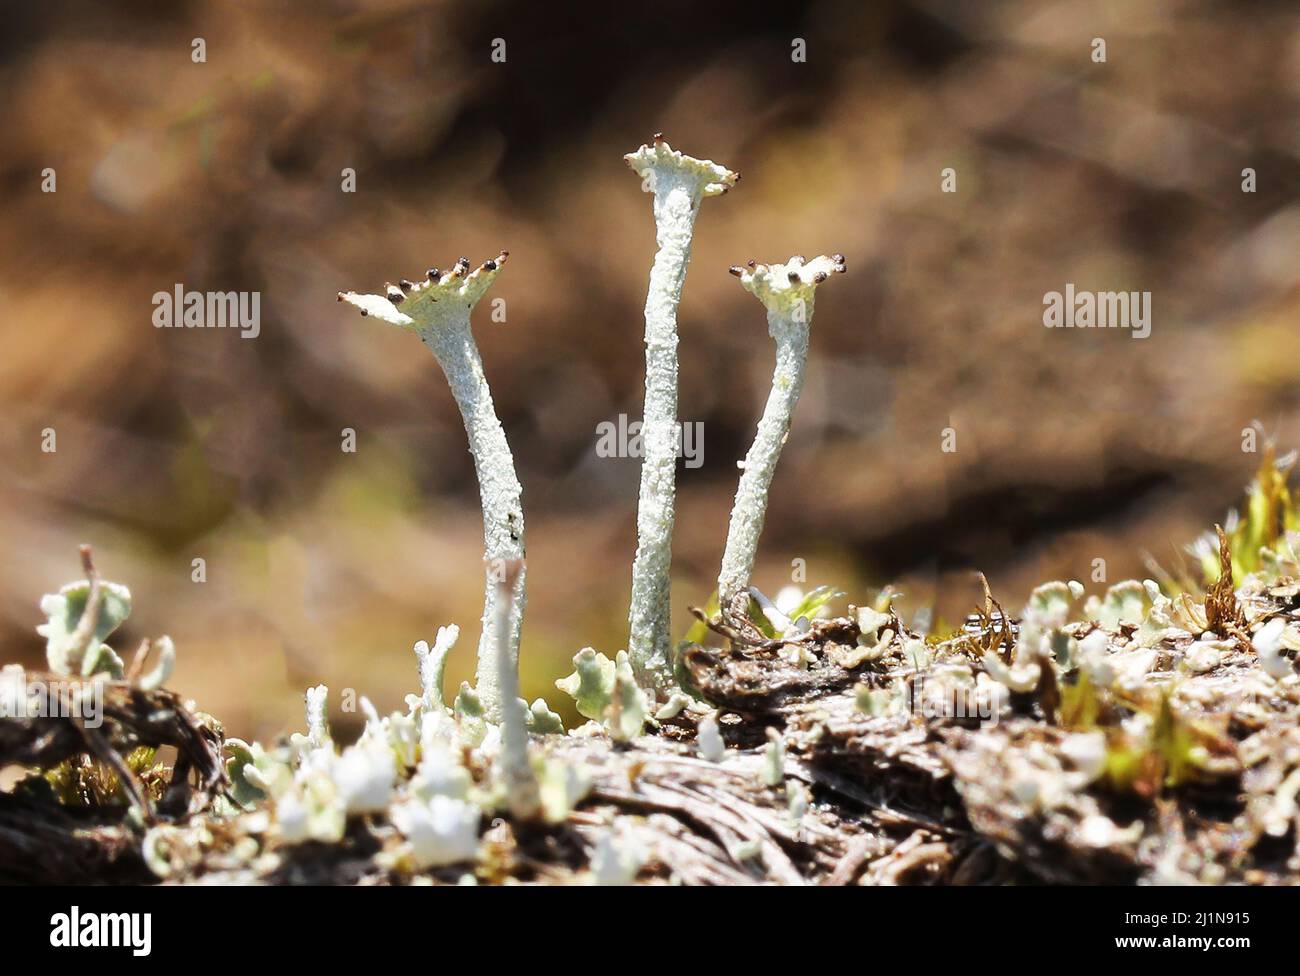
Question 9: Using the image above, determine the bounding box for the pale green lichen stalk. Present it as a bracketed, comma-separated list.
[717, 254, 846, 619]
[624, 136, 737, 691]
[492, 561, 539, 819]
[338, 253, 524, 721]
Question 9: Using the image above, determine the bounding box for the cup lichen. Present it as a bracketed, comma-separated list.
[338, 254, 523, 722]
[624, 136, 738, 694]
[716, 254, 846, 622]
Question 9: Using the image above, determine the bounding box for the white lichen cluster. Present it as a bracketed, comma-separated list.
[851, 555, 1300, 761]
[989, 571, 1299, 701]
[218, 623, 583, 875]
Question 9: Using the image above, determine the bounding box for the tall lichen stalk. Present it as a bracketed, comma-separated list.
[418, 294, 525, 720]
[338, 254, 523, 722]
[718, 255, 846, 619]
[624, 137, 736, 691]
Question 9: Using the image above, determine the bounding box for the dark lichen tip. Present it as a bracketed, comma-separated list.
[653, 132, 664, 144]
[338, 254, 502, 328]
[360, 309, 368, 317]
[747, 259, 756, 268]
[832, 253, 846, 264]
[336, 292, 344, 302]
[728, 265, 744, 277]
[738, 255, 845, 309]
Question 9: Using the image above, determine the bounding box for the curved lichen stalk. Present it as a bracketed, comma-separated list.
[338, 253, 523, 722]
[717, 254, 846, 620]
[624, 136, 737, 691]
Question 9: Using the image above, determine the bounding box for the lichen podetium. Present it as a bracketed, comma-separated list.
[624, 136, 737, 693]
[717, 254, 845, 621]
[338, 254, 524, 722]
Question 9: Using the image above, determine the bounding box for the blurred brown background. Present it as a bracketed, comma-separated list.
[3, 0, 1300, 739]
